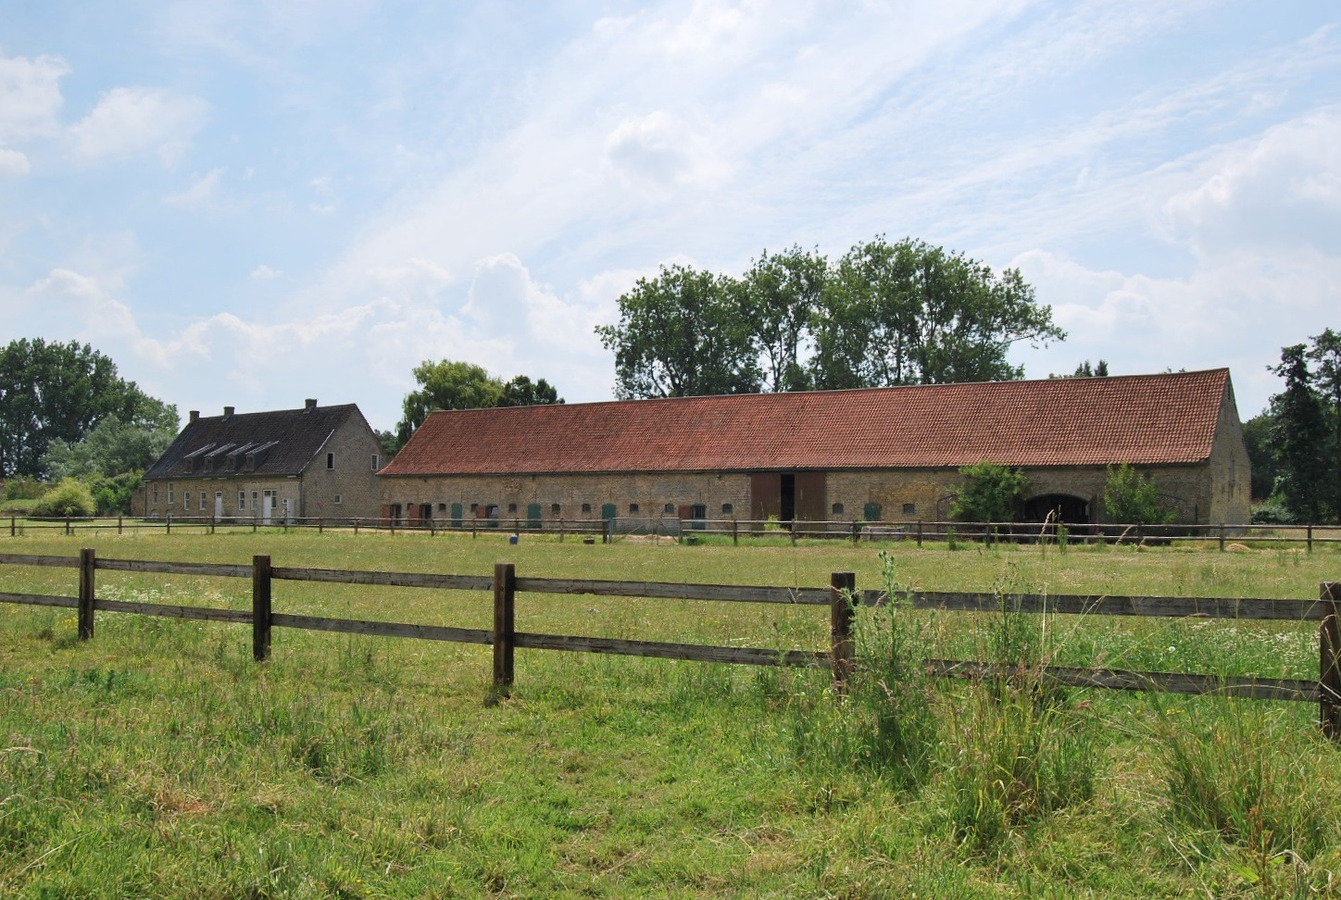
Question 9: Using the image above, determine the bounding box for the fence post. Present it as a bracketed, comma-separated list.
[118, 515, 123, 535]
[253, 555, 272, 662]
[1322, 582, 1341, 741]
[733, 518, 739, 546]
[1308, 524, 1314, 554]
[493, 562, 516, 695]
[78, 548, 96, 640]
[1219, 523, 1225, 552]
[917, 519, 923, 547]
[830, 572, 856, 694]
[559, 518, 565, 542]
[11, 515, 15, 536]
[65, 515, 72, 536]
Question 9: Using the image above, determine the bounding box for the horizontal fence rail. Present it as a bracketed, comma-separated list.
[5, 513, 1341, 551]
[0, 550, 1338, 737]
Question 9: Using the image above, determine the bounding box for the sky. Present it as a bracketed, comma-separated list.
[1, 1, 1338, 434]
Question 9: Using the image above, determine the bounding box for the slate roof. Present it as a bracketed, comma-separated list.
[145, 403, 365, 479]
[380, 369, 1235, 477]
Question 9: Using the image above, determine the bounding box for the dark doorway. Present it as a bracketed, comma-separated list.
[780, 473, 796, 521]
[1021, 493, 1089, 524]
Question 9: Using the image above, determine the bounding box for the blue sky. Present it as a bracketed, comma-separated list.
[2, 1, 1337, 433]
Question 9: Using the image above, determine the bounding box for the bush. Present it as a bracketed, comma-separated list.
[949, 461, 1029, 523]
[3, 477, 47, 501]
[1104, 464, 1174, 525]
[31, 478, 97, 518]
[1250, 499, 1294, 525]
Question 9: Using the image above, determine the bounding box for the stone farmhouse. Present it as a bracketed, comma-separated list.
[140, 400, 383, 522]
[378, 369, 1251, 529]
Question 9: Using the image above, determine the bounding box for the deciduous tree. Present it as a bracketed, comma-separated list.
[394, 361, 565, 447]
[0, 338, 174, 479]
[810, 237, 1063, 389]
[738, 245, 826, 392]
[596, 264, 760, 399]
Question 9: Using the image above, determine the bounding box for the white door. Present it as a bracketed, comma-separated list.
[283, 498, 293, 524]
[214, 492, 223, 521]
[262, 493, 274, 525]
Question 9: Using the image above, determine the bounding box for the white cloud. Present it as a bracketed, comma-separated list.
[0, 148, 31, 176]
[0, 53, 68, 143]
[250, 264, 282, 280]
[163, 167, 227, 208]
[1161, 107, 1341, 258]
[68, 87, 209, 165]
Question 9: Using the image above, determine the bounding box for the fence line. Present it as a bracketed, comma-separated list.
[5, 513, 1341, 551]
[0, 550, 1338, 736]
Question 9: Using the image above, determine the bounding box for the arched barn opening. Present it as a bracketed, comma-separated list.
[1021, 493, 1089, 524]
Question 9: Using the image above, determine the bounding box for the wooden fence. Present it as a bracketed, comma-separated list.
[1, 550, 1338, 737]
[6, 513, 1341, 551]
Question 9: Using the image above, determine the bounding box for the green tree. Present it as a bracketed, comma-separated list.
[500, 375, 563, 407]
[395, 361, 565, 446]
[1051, 360, 1109, 378]
[0, 339, 170, 479]
[811, 237, 1064, 389]
[596, 264, 761, 399]
[738, 245, 826, 391]
[1240, 411, 1279, 501]
[396, 361, 504, 446]
[41, 414, 178, 481]
[1103, 464, 1174, 525]
[949, 461, 1030, 522]
[1269, 343, 1330, 524]
[1306, 328, 1341, 521]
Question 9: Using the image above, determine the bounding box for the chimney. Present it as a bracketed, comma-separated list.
[223, 406, 234, 419]
[305, 398, 317, 412]
[189, 410, 199, 424]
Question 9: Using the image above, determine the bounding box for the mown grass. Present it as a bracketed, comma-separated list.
[1, 530, 1340, 897]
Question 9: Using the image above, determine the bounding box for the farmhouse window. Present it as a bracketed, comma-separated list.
[153, 485, 158, 505]
[184, 492, 190, 510]
[327, 453, 334, 469]
[168, 484, 174, 504]
[371, 454, 379, 471]
[251, 491, 258, 511]
[238, 491, 245, 509]
[335, 495, 343, 505]
[200, 493, 206, 511]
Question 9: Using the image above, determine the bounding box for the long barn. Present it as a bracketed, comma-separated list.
[378, 368, 1251, 528]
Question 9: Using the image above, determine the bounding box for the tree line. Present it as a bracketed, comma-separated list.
[0, 339, 179, 515]
[1245, 329, 1341, 524]
[596, 236, 1065, 399]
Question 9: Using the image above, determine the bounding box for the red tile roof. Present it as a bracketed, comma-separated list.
[380, 369, 1234, 476]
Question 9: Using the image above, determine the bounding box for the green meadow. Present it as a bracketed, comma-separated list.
[1, 530, 1340, 898]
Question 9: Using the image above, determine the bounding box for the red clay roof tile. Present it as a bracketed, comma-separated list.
[380, 369, 1233, 476]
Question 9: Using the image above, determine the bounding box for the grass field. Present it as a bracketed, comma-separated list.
[2, 530, 1340, 898]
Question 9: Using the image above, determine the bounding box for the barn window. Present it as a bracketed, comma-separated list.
[581, 503, 592, 515]
[903, 503, 916, 516]
[438, 503, 447, 512]
[507, 503, 517, 514]
[551, 503, 561, 516]
[721, 503, 733, 515]
[629, 503, 640, 514]
[832, 502, 844, 515]
[664, 503, 675, 513]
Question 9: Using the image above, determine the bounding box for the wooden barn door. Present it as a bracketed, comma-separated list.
[750, 473, 782, 521]
[794, 472, 827, 523]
